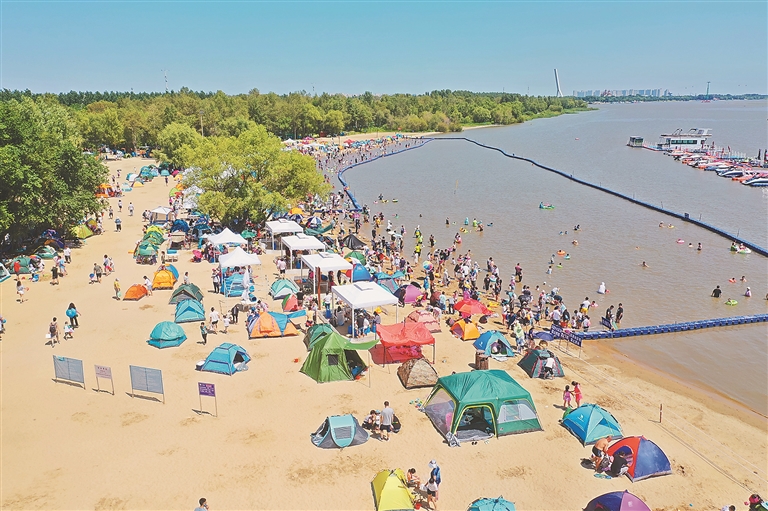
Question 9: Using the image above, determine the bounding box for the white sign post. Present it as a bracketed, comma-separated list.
[94, 365, 115, 395]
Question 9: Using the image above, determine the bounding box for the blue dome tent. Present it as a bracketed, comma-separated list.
[200, 343, 251, 375]
[562, 404, 623, 445]
[175, 300, 206, 324]
[147, 321, 187, 348]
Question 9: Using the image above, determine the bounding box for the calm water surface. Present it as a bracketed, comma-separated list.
[344, 100, 768, 415]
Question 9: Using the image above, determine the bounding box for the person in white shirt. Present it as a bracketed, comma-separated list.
[209, 307, 220, 333]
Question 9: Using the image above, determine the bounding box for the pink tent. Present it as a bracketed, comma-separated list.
[396, 284, 423, 304]
[406, 310, 442, 333]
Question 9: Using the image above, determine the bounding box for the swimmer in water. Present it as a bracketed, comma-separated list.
[641, 261, 648, 267]
[741, 276, 747, 282]
[572, 240, 578, 245]
[697, 243, 702, 251]
[729, 277, 736, 283]
[688, 243, 693, 248]
[446, 218, 449, 226]
[659, 222, 664, 228]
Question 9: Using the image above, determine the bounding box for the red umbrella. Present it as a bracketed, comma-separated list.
[454, 299, 491, 316]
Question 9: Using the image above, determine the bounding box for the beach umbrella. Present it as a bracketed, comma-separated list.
[534, 331, 554, 342]
[584, 491, 650, 511]
[468, 496, 516, 511]
[423, 261, 434, 271]
[241, 230, 257, 239]
[345, 251, 366, 265]
[454, 299, 491, 316]
[160, 169, 170, 177]
[282, 294, 299, 312]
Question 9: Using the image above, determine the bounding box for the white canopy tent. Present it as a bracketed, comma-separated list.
[265, 218, 303, 249]
[218, 247, 262, 269]
[332, 282, 399, 337]
[300, 252, 352, 295]
[150, 206, 173, 224]
[282, 233, 325, 269]
[209, 228, 247, 246]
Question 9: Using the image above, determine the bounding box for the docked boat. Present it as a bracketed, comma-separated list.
[657, 128, 712, 152]
[744, 176, 768, 187]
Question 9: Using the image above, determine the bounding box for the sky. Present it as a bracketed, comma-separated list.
[1, 1, 766, 96]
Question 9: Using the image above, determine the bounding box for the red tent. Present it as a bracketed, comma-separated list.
[454, 298, 491, 316]
[374, 322, 436, 364]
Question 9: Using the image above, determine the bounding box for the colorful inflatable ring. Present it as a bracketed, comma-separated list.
[557, 250, 566, 256]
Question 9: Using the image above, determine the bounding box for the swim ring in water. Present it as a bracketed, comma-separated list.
[725, 299, 738, 306]
[677, 239, 684, 244]
[557, 250, 566, 256]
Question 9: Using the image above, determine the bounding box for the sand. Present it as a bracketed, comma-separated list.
[1, 157, 765, 511]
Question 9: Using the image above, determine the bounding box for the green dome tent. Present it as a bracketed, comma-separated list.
[300, 330, 375, 383]
[517, 349, 564, 378]
[424, 370, 542, 444]
[147, 321, 187, 348]
[302, 323, 336, 351]
[71, 224, 94, 239]
[169, 283, 204, 304]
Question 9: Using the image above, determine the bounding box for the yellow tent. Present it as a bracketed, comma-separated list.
[152, 269, 176, 290]
[145, 225, 164, 236]
[451, 319, 480, 341]
[371, 469, 414, 511]
[71, 224, 94, 239]
[289, 206, 304, 214]
[132, 181, 144, 187]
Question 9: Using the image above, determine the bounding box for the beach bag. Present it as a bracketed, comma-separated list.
[392, 415, 402, 433]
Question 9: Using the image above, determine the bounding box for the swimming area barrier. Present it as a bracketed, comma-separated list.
[577, 313, 768, 340]
[336, 139, 432, 211]
[421, 136, 768, 257]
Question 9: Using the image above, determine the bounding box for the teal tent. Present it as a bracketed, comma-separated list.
[473, 331, 515, 357]
[165, 264, 179, 280]
[201, 343, 251, 375]
[147, 321, 187, 348]
[424, 370, 542, 443]
[562, 404, 623, 445]
[303, 323, 336, 351]
[270, 278, 299, 298]
[169, 283, 204, 304]
[175, 300, 206, 324]
[310, 414, 369, 448]
[300, 331, 375, 383]
[468, 497, 517, 511]
[517, 349, 564, 378]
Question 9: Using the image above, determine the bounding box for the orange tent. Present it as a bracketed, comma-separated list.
[282, 322, 299, 336]
[248, 314, 283, 338]
[152, 270, 176, 290]
[123, 284, 149, 301]
[450, 319, 480, 341]
[406, 310, 442, 333]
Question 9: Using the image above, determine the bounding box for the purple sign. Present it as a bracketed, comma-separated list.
[198, 382, 216, 397]
[549, 324, 564, 338]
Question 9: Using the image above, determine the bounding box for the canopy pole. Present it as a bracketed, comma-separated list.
[433, 342, 436, 364]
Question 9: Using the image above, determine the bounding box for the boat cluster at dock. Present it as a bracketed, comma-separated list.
[668, 152, 768, 187]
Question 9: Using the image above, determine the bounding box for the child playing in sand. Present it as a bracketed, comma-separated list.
[572, 381, 582, 407]
[563, 385, 572, 408]
[63, 324, 74, 340]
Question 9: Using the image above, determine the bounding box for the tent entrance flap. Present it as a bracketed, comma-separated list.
[454, 405, 495, 442]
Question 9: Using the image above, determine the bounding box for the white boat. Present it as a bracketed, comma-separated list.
[658, 128, 712, 152]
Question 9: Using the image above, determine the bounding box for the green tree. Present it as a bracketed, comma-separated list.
[182, 125, 329, 223]
[0, 97, 108, 241]
[78, 101, 124, 149]
[155, 122, 202, 167]
[323, 110, 346, 136]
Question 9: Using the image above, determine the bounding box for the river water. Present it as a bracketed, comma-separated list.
[344, 100, 768, 415]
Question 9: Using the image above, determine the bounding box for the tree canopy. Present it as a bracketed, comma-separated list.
[1, 88, 590, 150]
[0, 96, 108, 242]
[181, 125, 329, 224]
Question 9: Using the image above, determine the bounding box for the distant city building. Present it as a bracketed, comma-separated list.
[572, 88, 664, 97]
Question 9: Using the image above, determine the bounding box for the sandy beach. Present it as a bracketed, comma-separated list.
[1, 157, 766, 511]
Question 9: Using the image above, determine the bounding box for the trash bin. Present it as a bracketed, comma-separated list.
[475, 352, 489, 370]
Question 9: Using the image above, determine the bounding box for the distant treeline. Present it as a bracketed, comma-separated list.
[0, 88, 588, 150]
[583, 94, 766, 103]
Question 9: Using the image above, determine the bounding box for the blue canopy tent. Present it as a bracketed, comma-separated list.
[562, 404, 623, 445]
[175, 299, 206, 323]
[147, 321, 187, 348]
[200, 343, 251, 375]
[171, 219, 190, 233]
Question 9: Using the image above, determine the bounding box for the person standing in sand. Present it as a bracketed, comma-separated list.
[49, 317, 60, 347]
[380, 401, 394, 441]
[200, 322, 208, 345]
[209, 307, 220, 333]
[572, 381, 582, 407]
[143, 276, 153, 295]
[113, 278, 121, 299]
[16, 279, 26, 303]
[194, 497, 209, 511]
